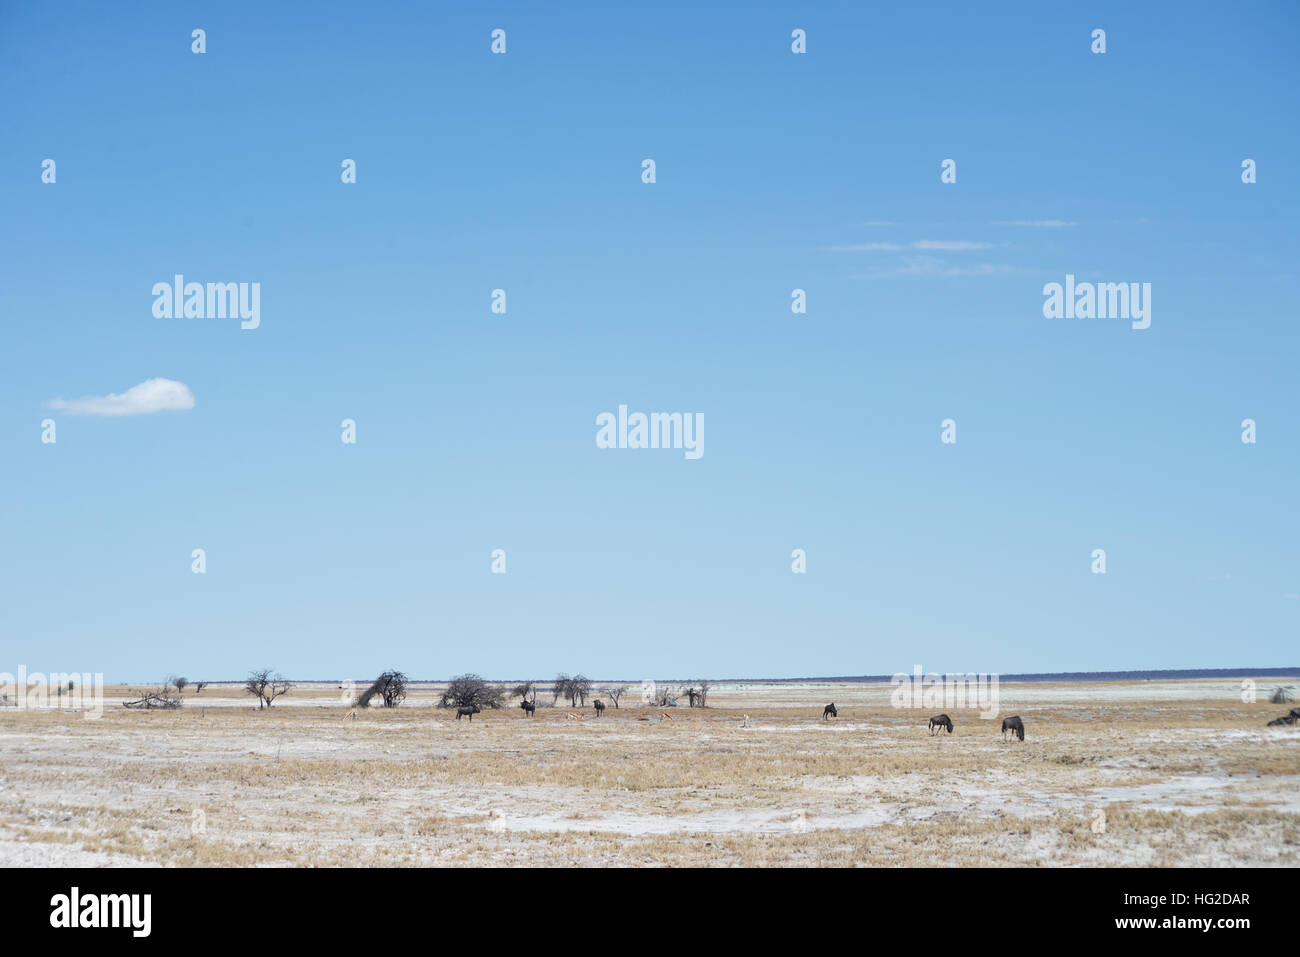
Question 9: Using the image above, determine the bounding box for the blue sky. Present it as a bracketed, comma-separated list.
[1, 1, 1297, 682]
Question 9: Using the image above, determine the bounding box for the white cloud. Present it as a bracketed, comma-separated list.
[911, 240, 997, 251]
[822, 240, 997, 252]
[993, 219, 1078, 227]
[47, 378, 195, 416]
[856, 256, 1021, 279]
[824, 241, 903, 251]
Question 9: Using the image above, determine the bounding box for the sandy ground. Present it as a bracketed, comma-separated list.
[1, 679, 1297, 867]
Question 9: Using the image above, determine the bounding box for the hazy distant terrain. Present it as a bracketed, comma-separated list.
[1, 678, 1297, 867]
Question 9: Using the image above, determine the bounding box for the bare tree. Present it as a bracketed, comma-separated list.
[571, 674, 591, 707]
[173, 676, 189, 693]
[603, 685, 629, 709]
[194, 681, 209, 694]
[439, 674, 504, 711]
[124, 683, 183, 709]
[552, 673, 592, 707]
[245, 669, 292, 709]
[552, 673, 571, 706]
[649, 684, 678, 707]
[379, 671, 407, 707]
[357, 670, 408, 708]
[511, 681, 537, 704]
[696, 680, 711, 708]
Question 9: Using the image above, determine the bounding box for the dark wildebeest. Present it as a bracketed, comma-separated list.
[593, 699, 606, 717]
[823, 703, 838, 720]
[1001, 715, 1025, 741]
[519, 699, 535, 717]
[456, 705, 481, 721]
[928, 714, 953, 735]
[1267, 716, 1294, 727]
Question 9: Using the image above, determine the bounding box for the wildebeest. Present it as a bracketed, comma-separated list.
[593, 699, 606, 717]
[928, 714, 953, 735]
[456, 705, 481, 721]
[823, 703, 838, 720]
[519, 699, 535, 717]
[1265, 708, 1300, 727]
[1001, 715, 1025, 741]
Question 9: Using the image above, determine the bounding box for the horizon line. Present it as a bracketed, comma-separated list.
[102, 666, 1300, 687]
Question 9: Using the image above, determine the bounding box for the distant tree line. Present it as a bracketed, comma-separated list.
[136, 669, 715, 713]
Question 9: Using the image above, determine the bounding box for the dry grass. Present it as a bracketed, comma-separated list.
[1, 680, 1296, 866]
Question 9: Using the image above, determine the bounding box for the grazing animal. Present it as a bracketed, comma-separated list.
[1267, 716, 1294, 727]
[1291, 708, 1300, 720]
[1001, 715, 1025, 741]
[593, 699, 606, 717]
[928, 714, 953, 735]
[822, 703, 838, 720]
[456, 705, 481, 721]
[519, 699, 535, 717]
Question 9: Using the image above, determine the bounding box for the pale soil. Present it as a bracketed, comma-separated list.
[1, 679, 1297, 867]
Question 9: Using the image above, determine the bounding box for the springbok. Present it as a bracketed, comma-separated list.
[343, 709, 357, 721]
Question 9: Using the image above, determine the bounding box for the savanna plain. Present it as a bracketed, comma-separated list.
[1, 679, 1297, 867]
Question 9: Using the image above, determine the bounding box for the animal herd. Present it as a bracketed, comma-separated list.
[821, 702, 1026, 740]
[463, 698, 1300, 734]
[515, 697, 611, 719]
[463, 696, 1033, 737]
